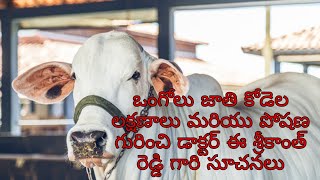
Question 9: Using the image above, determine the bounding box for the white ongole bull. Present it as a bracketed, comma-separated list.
[12, 31, 320, 180]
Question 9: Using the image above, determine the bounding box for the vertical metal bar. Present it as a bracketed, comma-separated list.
[63, 94, 74, 131]
[30, 101, 35, 113]
[48, 104, 53, 116]
[63, 94, 74, 119]
[303, 64, 309, 74]
[274, 57, 281, 73]
[157, 0, 175, 61]
[0, 15, 20, 135]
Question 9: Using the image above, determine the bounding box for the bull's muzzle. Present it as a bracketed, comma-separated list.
[71, 130, 114, 167]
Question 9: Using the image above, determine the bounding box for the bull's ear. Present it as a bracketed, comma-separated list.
[12, 62, 74, 104]
[149, 59, 189, 96]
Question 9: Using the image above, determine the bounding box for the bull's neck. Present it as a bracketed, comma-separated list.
[95, 101, 232, 180]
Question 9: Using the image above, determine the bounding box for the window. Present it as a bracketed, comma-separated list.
[174, 7, 265, 91]
[174, 3, 320, 92]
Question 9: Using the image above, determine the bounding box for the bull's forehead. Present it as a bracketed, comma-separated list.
[72, 31, 141, 80]
[71, 31, 144, 102]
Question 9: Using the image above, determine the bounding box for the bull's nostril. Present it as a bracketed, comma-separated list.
[96, 132, 107, 147]
[71, 131, 84, 143]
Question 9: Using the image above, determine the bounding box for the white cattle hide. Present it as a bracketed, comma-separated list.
[12, 31, 320, 180]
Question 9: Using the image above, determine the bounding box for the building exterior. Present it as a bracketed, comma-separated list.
[242, 26, 320, 73]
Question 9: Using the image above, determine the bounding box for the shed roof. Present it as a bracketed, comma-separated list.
[242, 26, 320, 56]
[0, 26, 205, 75]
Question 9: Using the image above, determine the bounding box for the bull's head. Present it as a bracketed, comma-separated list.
[12, 31, 189, 168]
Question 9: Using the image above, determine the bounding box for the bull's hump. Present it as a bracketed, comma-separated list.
[91, 31, 132, 42]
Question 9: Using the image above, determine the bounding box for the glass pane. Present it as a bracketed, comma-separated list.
[280, 62, 303, 73]
[175, 3, 320, 92]
[174, 7, 265, 91]
[308, 66, 320, 78]
[17, 29, 78, 135]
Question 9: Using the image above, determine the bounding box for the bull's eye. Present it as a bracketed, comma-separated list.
[131, 71, 140, 81]
[71, 73, 76, 80]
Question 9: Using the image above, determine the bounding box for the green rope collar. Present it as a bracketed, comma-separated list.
[74, 95, 127, 132]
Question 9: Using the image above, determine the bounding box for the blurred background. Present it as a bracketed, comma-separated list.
[0, 0, 320, 179]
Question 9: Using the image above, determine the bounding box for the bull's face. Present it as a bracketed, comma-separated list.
[12, 31, 189, 168]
